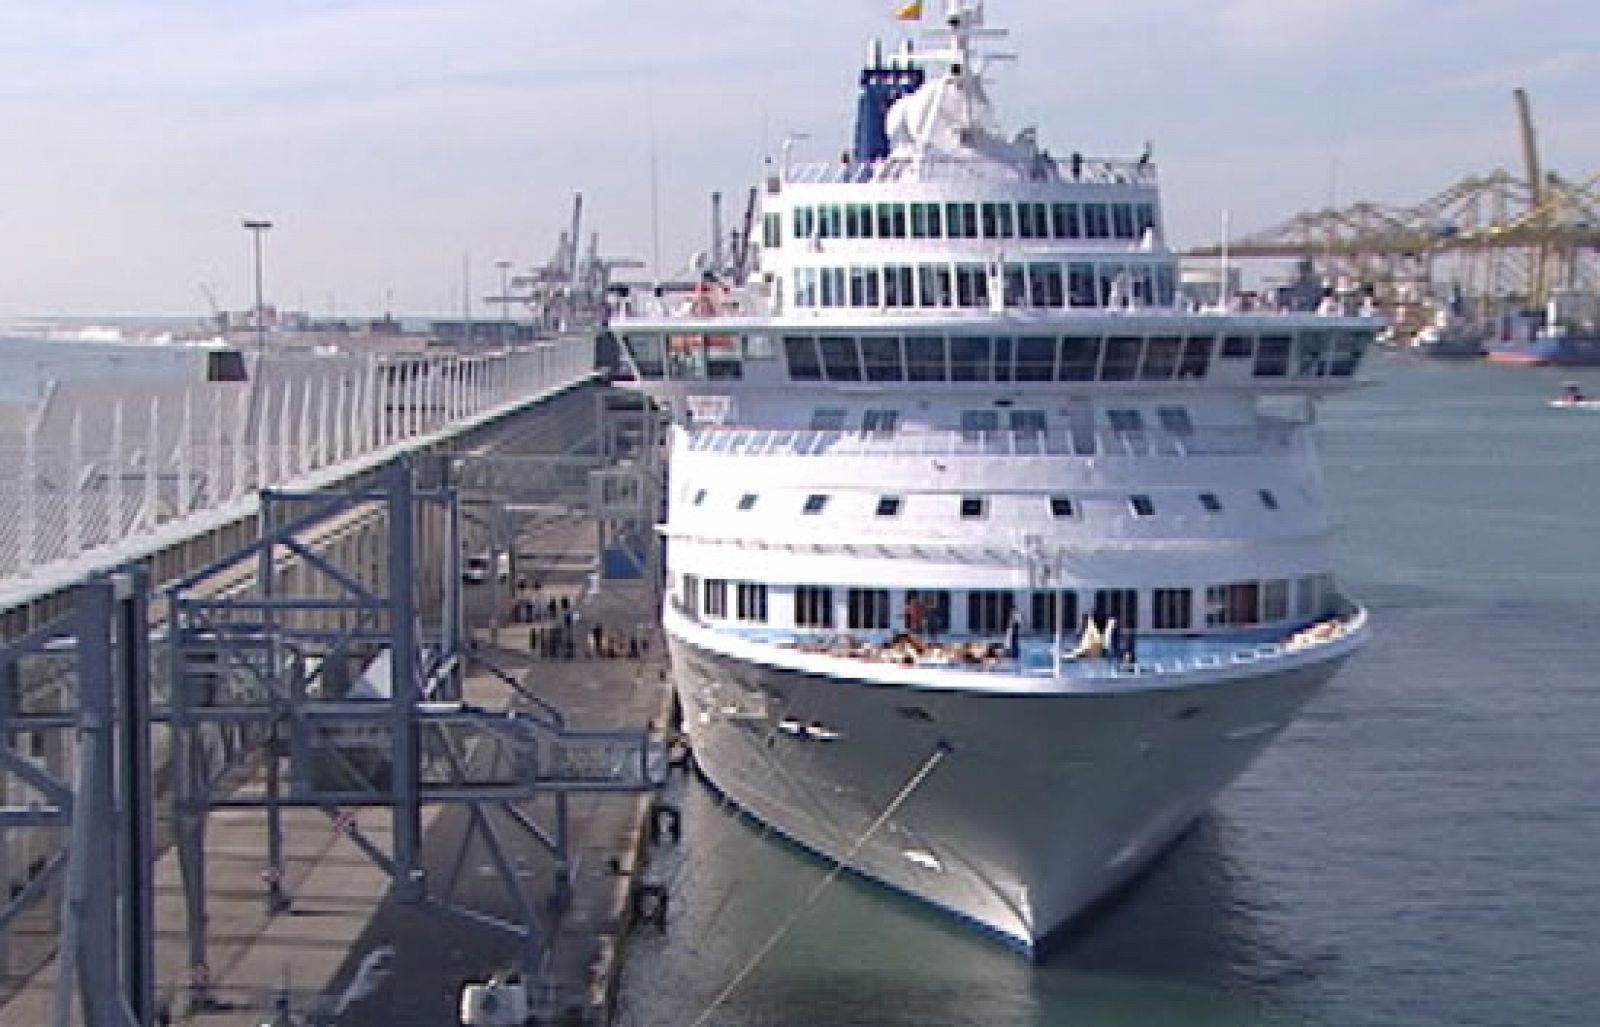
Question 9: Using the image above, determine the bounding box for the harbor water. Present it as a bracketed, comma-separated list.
[616, 354, 1600, 1026]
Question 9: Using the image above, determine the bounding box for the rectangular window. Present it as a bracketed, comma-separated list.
[1329, 330, 1369, 377]
[622, 334, 666, 380]
[1058, 335, 1101, 381]
[817, 204, 842, 238]
[845, 203, 874, 238]
[1028, 263, 1064, 308]
[849, 265, 881, 307]
[1254, 335, 1292, 377]
[960, 410, 999, 440]
[793, 206, 816, 240]
[819, 267, 846, 308]
[794, 585, 833, 628]
[1221, 334, 1254, 359]
[762, 212, 782, 249]
[704, 578, 728, 618]
[1141, 335, 1182, 379]
[1031, 590, 1079, 635]
[981, 202, 1015, 238]
[1107, 408, 1144, 433]
[1004, 264, 1027, 307]
[1067, 263, 1096, 308]
[1009, 409, 1047, 435]
[1153, 588, 1192, 630]
[682, 573, 700, 619]
[1179, 335, 1214, 378]
[848, 588, 891, 631]
[1158, 406, 1194, 435]
[1101, 336, 1144, 381]
[1296, 331, 1330, 377]
[802, 494, 828, 514]
[1049, 495, 1075, 518]
[1199, 492, 1222, 512]
[910, 202, 943, 238]
[819, 335, 862, 381]
[794, 268, 818, 308]
[917, 264, 953, 307]
[1296, 575, 1322, 618]
[955, 263, 989, 308]
[861, 336, 905, 382]
[876, 495, 903, 517]
[946, 202, 978, 238]
[783, 335, 822, 380]
[992, 336, 1014, 382]
[1258, 488, 1279, 510]
[877, 202, 908, 238]
[1083, 203, 1111, 239]
[967, 590, 1014, 634]
[1111, 203, 1135, 239]
[950, 335, 993, 381]
[1093, 588, 1139, 630]
[1052, 202, 1081, 239]
[904, 590, 950, 635]
[1130, 494, 1156, 517]
[1134, 203, 1157, 238]
[736, 582, 769, 622]
[861, 409, 900, 435]
[905, 335, 947, 381]
[1208, 582, 1260, 626]
[809, 407, 847, 430]
[1015, 335, 1057, 382]
[737, 493, 758, 510]
[883, 265, 915, 307]
[1262, 579, 1290, 622]
[960, 495, 988, 519]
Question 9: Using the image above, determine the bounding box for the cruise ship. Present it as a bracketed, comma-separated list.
[610, 1, 1374, 954]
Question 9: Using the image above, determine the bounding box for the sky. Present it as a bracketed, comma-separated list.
[0, 0, 1595, 319]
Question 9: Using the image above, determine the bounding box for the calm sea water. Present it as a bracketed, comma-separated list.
[617, 354, 1600, 1026]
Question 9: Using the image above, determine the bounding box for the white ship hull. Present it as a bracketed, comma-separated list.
[667, 612, 1355, 954]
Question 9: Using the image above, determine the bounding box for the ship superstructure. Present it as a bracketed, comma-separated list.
[611, 0, 1374, 953]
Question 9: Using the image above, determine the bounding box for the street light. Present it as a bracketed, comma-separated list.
[242, 218, 273, 353]
[495, 260, 512, 347]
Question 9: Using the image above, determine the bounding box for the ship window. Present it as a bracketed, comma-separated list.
[950, 335, 992, 381]
[817, 203, 842, 238]
[1052, 202, 1081, 239]
[693, 488, 707, 505]
[1067, 263, 1096, 308]
[877, 202, 908, 238]
[1262, 579, 1290, 622]
[703, 579, 728, 618]
[876, 495, 903, 517]
[621, 333, 666, 380]
[802, 494, 829, 514]
[980, 202, 1015, 239]
[861, 336, 905, 381]
[917, 264, 953, 308]
[1019, 202, 1050, 239]
[1101, 336, 1144, 381]
[845, 203, 874, 239]
[1221, 334, 1254, 358]
[1157, 406, 1194, 435]
[1107, 409, 1144, 433]
[1140, 335, 1183, 379]
[794, 586, 833, 628]
[784, 336, 821, 380]
[1295, 574, 1322, 618]
[1003, 264, 1027, 307]
[1328, 330, 1368, 377]
[905, 335, 947, 381]
[1083, 203, 1111, 239]
[1015, 335, 1057, 382]
[961, 410, 999, 440]
[1093, 588, 1139, 630]
[1199, 492, 1222, 512]
[762, 212, 782, 249]
[862, 409, 900, 435]
[960, 496, 988, 519]
[1135, 203, 1158, 237]
[1155, 265, 1178, 306]
[1296, 331, 1331, 376]
[736, 582, 769, 622]
[884, 265, 916, 307]
[967, 590, 1014, 634]
[820, 335, 863, 381]
[849, 266, 881, 307]
[1206, 581, 1260, 626]
[1009, 409, 1047, 435]
[1031, 590, 1079, 635]
[992, 336, 1014, 382]
[954, 264, 989, 308]
[910, 202, 943, 238]
[946, 202, 979, 238]
[1180, 334, 1214, 377]
[794, 268, 818, 308]
[1153, 588, 1192, 630]
[1258, 488, 1280, 510]
[1254, 335, 1292, 377]
[1028, 263, 1065, 308]
[904, 590, 950, 634]
[1129, 264, 1156, 306]
[848, 588, 891, 631]
[1111, 203, 1136, 239]
[819, 267, 846, 308]
[793, 206, 816, 240]
[810, 407, 847, 430]
[1049, 495, 1075, 518]
[682, 573, 700, 619]
[737, 493, 758, 511]
[1130, 494, 1155, 517]
[1059, 335, 1102, 381]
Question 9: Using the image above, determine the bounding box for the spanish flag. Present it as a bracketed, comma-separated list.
[895, 1, 923, 20]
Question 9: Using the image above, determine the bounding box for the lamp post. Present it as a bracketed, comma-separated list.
[242, 219, 273, 353]
[495, 260, 512, 347]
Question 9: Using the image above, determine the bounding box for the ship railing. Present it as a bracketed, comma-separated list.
[0, 339, 599, 589]
[682, 424, 1277, 459]
[782, 155, 1158, 188]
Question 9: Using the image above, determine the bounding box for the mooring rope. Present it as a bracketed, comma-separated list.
[689, 740, 951, 1027]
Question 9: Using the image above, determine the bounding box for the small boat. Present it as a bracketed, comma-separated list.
[1408, 309, 1483, 358]
[1548, 382, 1600, 410]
